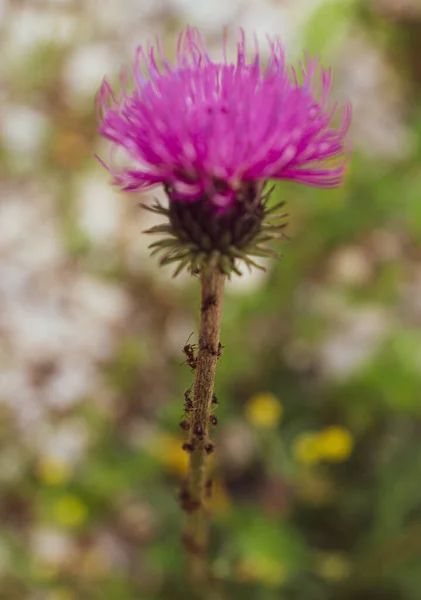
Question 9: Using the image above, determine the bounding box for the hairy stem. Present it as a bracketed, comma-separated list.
[184, 269, 225, 584]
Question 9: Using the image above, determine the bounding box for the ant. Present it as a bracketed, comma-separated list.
[182, 333, 198, 371]
[209, 415, 218, 427]
[182, 441, 196, 453]
[204, 442, 215, 455]
[193, 424, 205, 441]
[211, 394, 219, 407]
[184, 387, 193, 413]
[201, 294, 216, 313]
[179, 420, 190, 432]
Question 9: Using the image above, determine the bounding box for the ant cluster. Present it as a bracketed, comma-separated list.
[182, 333, 224, 371]
[179, 389, 219, 454]
[177, 335, 222, 515]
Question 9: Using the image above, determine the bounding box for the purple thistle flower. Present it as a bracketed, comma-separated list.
[96, 27, 351, 276]
[97, 27, 350, 211]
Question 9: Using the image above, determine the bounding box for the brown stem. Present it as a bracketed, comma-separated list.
[184, 269, 225, 585]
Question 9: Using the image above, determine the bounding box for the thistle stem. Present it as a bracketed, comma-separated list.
[184, 269, 225, 584]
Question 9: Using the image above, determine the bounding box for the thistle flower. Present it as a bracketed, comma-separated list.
[97, 27, 351, 276]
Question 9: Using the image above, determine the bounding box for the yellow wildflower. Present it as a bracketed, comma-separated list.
[36, 457, 72, 486]
[53, 495, 88, 528]
[245, 392, 283, 428]
[293, 426, 354, 466]
[317, 426, 354, 462]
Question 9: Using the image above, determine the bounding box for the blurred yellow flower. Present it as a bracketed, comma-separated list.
[317, 426, 354, 462]
[292, 432, 323, 465]
[53, 495, 88, 528]
[293, 426, 354, 466]
[236, 556, 286, 587]
[151, 434, 188, 477]
[36, 457, 72, 486]
[245, 392, 283, 428]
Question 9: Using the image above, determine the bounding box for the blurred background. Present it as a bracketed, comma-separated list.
[1, 0, 421, 598]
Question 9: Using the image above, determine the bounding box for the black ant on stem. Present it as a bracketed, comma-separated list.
[183, 387, 193, 413]
[182, 441, 196, 453]
[179, 387, 193, 432]
[179, 420, 190, 432]
[182, 333, 198, 371]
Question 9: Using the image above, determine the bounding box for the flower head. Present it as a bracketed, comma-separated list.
[96, 27, 351, 275]
[292, 426, 354, 466]
[245, 392, 283, 428]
